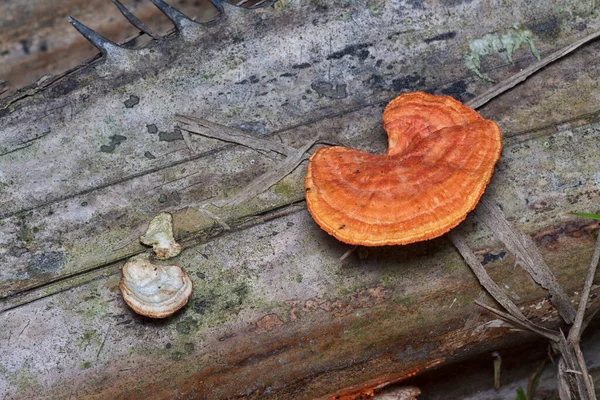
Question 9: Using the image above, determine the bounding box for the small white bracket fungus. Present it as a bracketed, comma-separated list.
[140, 212, 182, 259]
[120, 254, 193, 318]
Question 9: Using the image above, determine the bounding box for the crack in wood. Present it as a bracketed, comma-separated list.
[0, 201, 306, 312]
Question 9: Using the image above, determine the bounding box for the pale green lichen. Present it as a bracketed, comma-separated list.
[465, 24, 540, 82]
[273, 0, 291, 12]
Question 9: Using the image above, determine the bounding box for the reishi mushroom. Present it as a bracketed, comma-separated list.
[120, 254, 193, 318]
[305, 91, 502, 246]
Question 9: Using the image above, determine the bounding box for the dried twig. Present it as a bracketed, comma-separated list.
[339, 245, 358, 261]
[455, 224, 599, 398]
[212, 139, 316, 207]
[177, 114, 320, 209]
[197, 206, 231, 230]
[180, 128, 197, 154]
[473, 301, 558, 342]
[461, 197, 599, 398]
[566, 231, 600, 398]
[568, 231, 600, 341]
[449, 231, 529, 323]
[177, 114, 295, 157]
[558, 357, 574, 400]
[474, 197, 576, 323]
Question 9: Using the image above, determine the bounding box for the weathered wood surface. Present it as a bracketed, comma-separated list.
[1, 1, 600, 398]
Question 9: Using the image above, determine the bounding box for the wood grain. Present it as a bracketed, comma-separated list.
[1, 1, 600, 398]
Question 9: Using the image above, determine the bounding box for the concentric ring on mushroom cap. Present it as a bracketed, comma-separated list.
[120, 254, 193, 318]
[305, 91, 502, 246]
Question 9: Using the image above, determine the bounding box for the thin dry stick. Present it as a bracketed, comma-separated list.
[466, 29, 600, 109]
[454, 227, 598, 398]
[176, 114, 295, 157]
[475, 197, 576, 323]
[567, 231, 600, 398]
[180, 128, 197, 154]
[474, 300, 558, 342]
[339, 246, 358, 261]
[177, 114, 319, 208]
[558, 358, 574, 400]
[568, 231, 600, 341]
[573, 345, 596, 399]
[448, 231, 530, 323]
[197, 207, 231, 230]
[212, 140, 315, 207]
[555, 331, 590, 399]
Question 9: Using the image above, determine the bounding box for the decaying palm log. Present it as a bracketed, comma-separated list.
[1, 1, 600, 398]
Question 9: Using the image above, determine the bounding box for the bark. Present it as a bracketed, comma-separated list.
[1, 1, 600, 398]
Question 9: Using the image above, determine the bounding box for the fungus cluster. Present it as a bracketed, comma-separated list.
[305, 92, 502, 246]
[121, 212, 191, 318]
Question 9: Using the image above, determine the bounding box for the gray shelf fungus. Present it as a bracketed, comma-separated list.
[120, 254, 193, 318]
[140, 212, 182, 259]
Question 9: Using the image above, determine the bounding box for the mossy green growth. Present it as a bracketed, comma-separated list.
[80, 361, 92, 370]
[0, 179, 13, 191]
[273, 0, 291, 11]
[0, 359, 41, 396]
[184, 342, 195, 354]
[61, 223, 138, 278]
[16, 218, 38, 246]
[68, 287, 112, 322]
[200, 72, 216, 80]
[168, 257, 260, 334]
[77, 329, 101, 350]
[368, 1, 385, 17]
[271, 177, 301, 200]
[189, 275, 252, 327]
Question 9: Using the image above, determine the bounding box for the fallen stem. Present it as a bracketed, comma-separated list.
[212, 139, 316, 207]
[568, 231, 600, 342]
[448, 231, 529, 323]
[475, 197, 576, 323]
[474, 300, 559, 342]
[177, 114, 295, 157]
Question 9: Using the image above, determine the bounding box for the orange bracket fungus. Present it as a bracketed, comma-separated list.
[305, 92, 502, 246]
[120, 254, 193, 318]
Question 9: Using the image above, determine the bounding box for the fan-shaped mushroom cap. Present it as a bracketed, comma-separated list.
[140, 212, 182, 260]
[305, 92, 502, 246]
[120, 254, 193, 318]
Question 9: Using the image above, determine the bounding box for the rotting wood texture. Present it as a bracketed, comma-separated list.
[1, 1, 600, 398]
